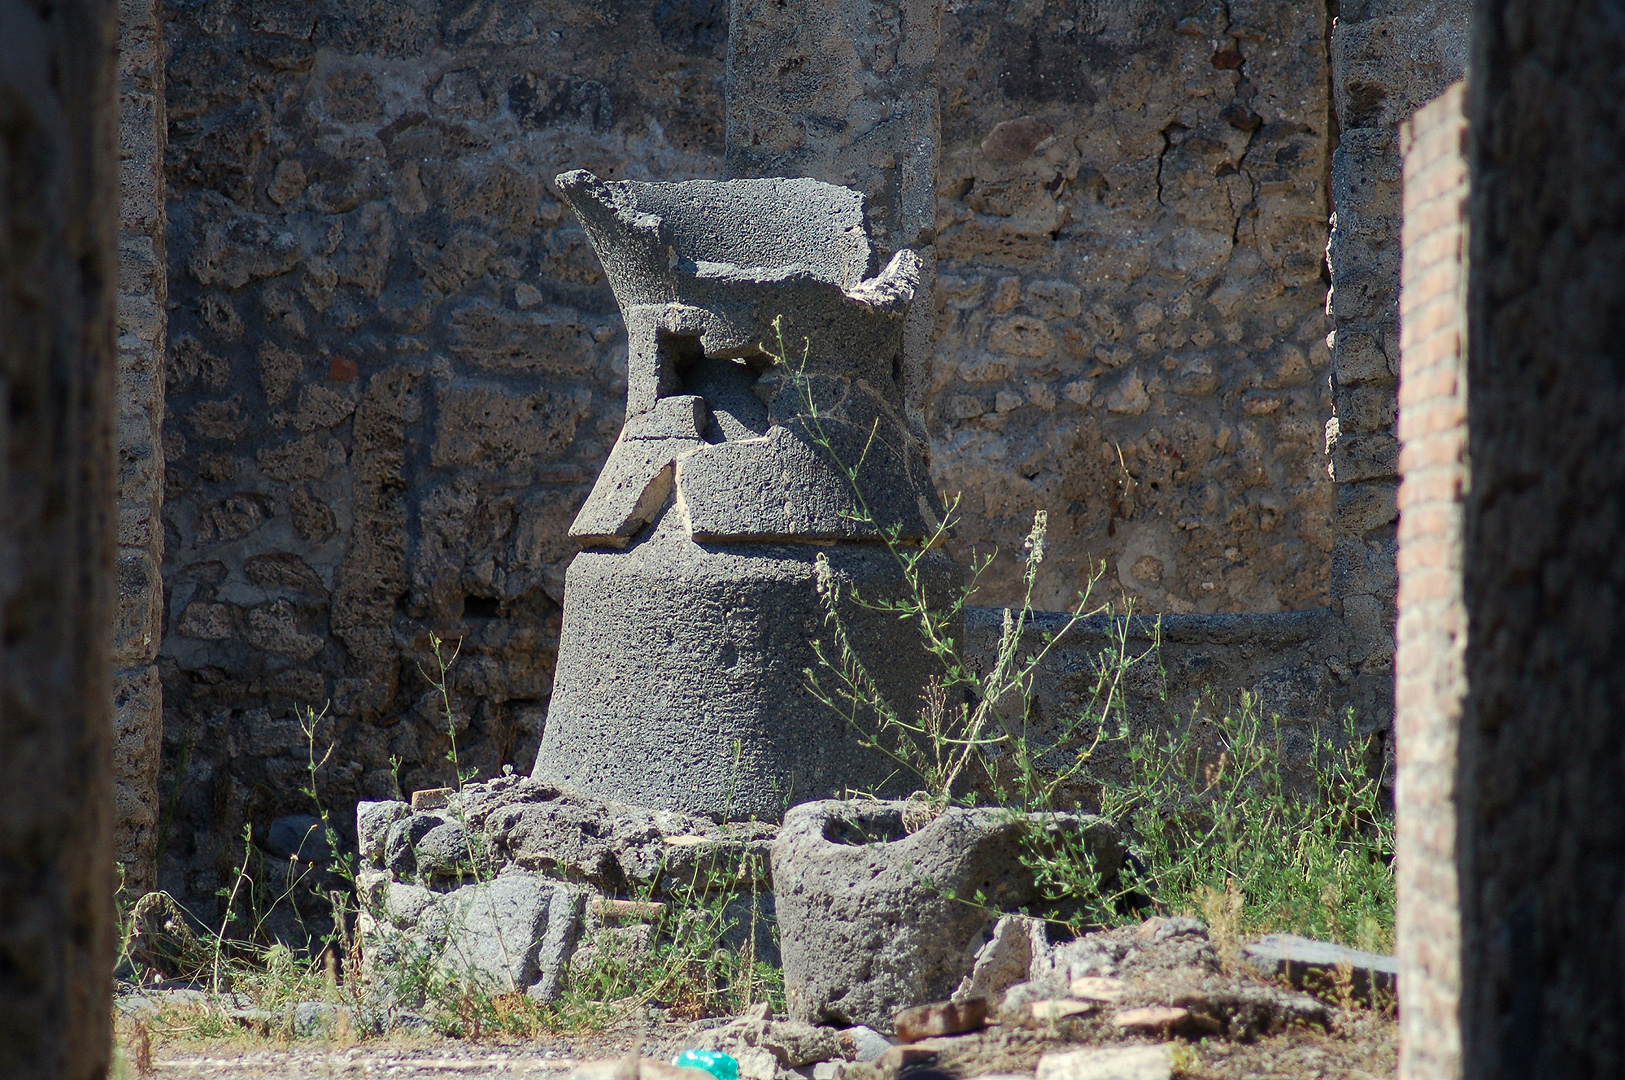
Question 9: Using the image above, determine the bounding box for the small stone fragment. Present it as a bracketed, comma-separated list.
[1035, 1045, 1174, 1080]
[1211, 47, 1244, 69]
[411, 787, 452, 811]
[1220, 103, 1262, 130]
[894, 998, 989, 1043]
[874, 1046, 940, 1080]
[980, 116, 1053, 162]
[1109, 1006, 1194, 1035]
[590, 897, 666, 922]
[955, 915, 1043, 1004]
[1172, 17, 1205, 34]
[1068, 976, 1127, 1002]
[839, 1026, 895, 1063]
[1030, 998, 1097, 1020]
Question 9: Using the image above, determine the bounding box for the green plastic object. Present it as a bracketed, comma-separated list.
[673, 1049, 739, 1080]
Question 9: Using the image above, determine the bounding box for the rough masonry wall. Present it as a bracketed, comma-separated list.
[1324, 0, 1468, 726]
[1461, 0, 1625, 1071]
[158, 0, 728, 912]
[115, 0, 169, 897]
[727, 0, 942, 430]
[930, 0, 1334, 615]
[0, 0, 120, 1072]
[1394, 80, 1465, 1080]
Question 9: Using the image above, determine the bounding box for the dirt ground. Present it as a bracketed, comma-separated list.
[133, 1012, 1394, 1080]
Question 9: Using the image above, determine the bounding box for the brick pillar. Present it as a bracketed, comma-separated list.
[1325, 0, 1469, 730]
[0, 0, 121, 1073]
[725, 0, 942, 435]
[113, 0, 168, 897]
[1395, 80, 1467, 1080]
[1458, 0, 1625, 1071]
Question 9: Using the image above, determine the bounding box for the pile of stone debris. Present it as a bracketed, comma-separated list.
[571, 915, 1394, 1080]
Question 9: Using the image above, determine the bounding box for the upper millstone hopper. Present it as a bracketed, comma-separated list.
[532, 171, 958, 821]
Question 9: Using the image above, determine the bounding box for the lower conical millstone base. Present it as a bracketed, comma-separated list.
[533, 522, 957, 821]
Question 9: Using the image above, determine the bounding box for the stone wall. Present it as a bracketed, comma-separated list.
[154, 0, 1352, 912]
[1460, 0, 1625, 1070]
[115, 0, 170, 897]
[726, 0, 942, 431]
[1323, 0, 1468, 729]
[0, 0, 121, 1072]
[1393, 81, 1466, 1080]
[931, 0, 1335, 615]
[965, 605, 1351, 805]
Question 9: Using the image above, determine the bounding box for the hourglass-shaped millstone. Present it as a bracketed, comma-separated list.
[530, 171, 961, 821]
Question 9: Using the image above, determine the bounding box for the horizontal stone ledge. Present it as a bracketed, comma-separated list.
[965, 605, 1340, 649]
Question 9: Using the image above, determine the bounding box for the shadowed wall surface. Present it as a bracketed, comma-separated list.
[1461, 0, 1625, 1073]
[0, 0, 121, 1073]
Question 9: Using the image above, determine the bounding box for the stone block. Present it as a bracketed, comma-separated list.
[1330, 328, 1393, 386]
[1329, 432, 1400, 483]
[773, 799, 1122, 1030]
[357, 800, 410, 867]
[435, 874, 582, 1000]
[1243, 933, 1398, 1000]
[112, 549, 164, 665]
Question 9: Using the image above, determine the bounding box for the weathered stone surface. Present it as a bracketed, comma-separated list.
[1165, 983, 1331, 1038]
[725, 0, 942, 432]
[359, 775, 775, 897]
[1069, 977, 1127, 1003]
[362, 869, 582, 1002]
[840, 1027, 894, 1064]
[436, 874, 581, 1000]
[114, 0, 168, 897]
[266, 814, 333, 862]
[932, 0, 1335, 616]
[964, 606, 1361, 803]
[693, 1010, 845, 1070]
[1324, 0, 1470, 713]
[1109, 1006, 1198, 1036]
[773, 800, 1123, 1030]
[383, 812, 471, 883]
[1028, 998, 1098, 1021]
[356, 800, 410, 864]
[535, 173, 953, 819]
[539, 531, 958, 820]
[954, 915, 1047, 1005]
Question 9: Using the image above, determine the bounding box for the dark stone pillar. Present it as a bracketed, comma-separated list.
[0, 0, 121, 1075]
[1461, 0, 1625, 1072]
